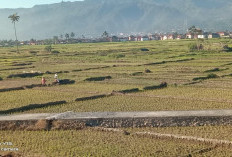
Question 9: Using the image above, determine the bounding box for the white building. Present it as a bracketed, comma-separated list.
[161, 35, 168, 40]
[197, 35, 206, 39]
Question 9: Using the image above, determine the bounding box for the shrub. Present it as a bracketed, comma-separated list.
[160, 82, 168, 87]
[0, 87, 24, 92]
[0, 77, 2, 81]
[59, 79, 75, 85]
[117, 88, 140, 94]
[207, 73, 219, 79]
[188, 43, 204, 52]
[84, 76, 112, 81]
[75, 94, 107, 101]
[143, 82, 168, 90]
[145, 69, 152, 73]
[141, 48, 149, 51]
[223, 45, 229, 50]
[44, 45, 52, 52]
[193, 73, 219, 81]
[223, 45, 232, 52]
[204, 68, 220, 73]
[0, 101, 67, 114]
[188, 43, 197, 52]
[7, 72, 43, 78]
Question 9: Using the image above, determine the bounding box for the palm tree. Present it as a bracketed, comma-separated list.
[8, 13, 20, 53]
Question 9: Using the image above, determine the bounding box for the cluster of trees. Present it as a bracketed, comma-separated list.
[188, 26, 203, 35]
[26, 32, 78, 45]
[52, 32, 76, 44]
[0, 40, 18, 47]
[58, 32, 76, 42]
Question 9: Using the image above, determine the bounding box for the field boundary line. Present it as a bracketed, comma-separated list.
[133, 132, 232, 148]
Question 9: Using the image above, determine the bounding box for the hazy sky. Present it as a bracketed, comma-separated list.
[0, 0, 83, 9]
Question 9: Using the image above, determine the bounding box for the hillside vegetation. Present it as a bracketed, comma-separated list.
[1, 0, 232, 39]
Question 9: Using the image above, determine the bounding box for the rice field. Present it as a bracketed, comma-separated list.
[1, 126, 232, 156]
[0, 128, 232, 157]
[1, 39, 232, 156]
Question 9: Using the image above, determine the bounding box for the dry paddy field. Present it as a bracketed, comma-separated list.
[1, 39, 232, 156]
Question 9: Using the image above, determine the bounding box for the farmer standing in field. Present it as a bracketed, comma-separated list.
[54, 73, 59, 83]
[41, 77, 46, 85]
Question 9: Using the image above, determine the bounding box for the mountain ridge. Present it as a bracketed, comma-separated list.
[1, 0, 232, 40]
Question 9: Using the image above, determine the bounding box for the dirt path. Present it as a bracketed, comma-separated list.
[1, 110, 232, 121]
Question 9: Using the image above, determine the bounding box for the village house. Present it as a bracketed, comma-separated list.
[148, 34, 161, 40]
[217, 32, 225, 37]
[197, 34, 206, 39]
[216, 32, 230, 38]
[160, 35, 168, 40]
[118, 37, 128, 42]
[208, 33, 220, 39]
[148, 35, 154, 40]
[154, 34, 161, 40]
[129, 35, 136, 41]
[20, 41, 26, 45]
[141, 36, 149, 41]
[167, 34, 174, 40]
[186, 33, 193, 39]
[176, 35, 183, 40]
[30, 42, 36, 45]
[13, 30, 232, 45]
[111, 36, 119, 42]
[137, 36, 142, 41]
